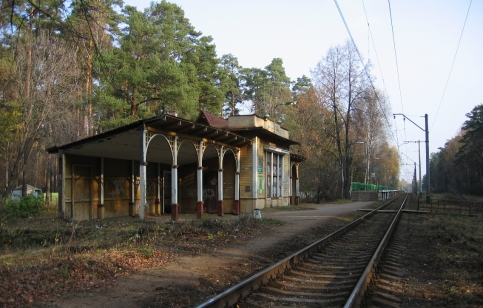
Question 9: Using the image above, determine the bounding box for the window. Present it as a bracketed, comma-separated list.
[266, 152, 284, 198]
[266, 154, 271, 197]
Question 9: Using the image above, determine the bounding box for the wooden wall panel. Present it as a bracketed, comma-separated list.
[104, 158, 130, 217]
[180, 171, 196, 213]
[239, 144, 253, 199]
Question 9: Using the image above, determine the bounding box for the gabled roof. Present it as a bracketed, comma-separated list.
[196, 110, 228, 128]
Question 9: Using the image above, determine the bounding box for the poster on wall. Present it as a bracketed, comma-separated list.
[258, 176, 264, 194]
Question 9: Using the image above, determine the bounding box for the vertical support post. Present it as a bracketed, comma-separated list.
[129, 160, 136, 216]
[252, 137, 258, 201]
[234, 150, 240, 215]
[283, 156, 286, 201]
[58, 150, 65, 219]
[289, 162, 293, 205]
[414, 162, 417, 195]
[171, 136, 179, 221]
[140, 126, 147, 221]
[295, 163, 300, 205]
[425, 114, 431, 204]
[280, 155, 284, 201]
[196, 141, 204, 218]
[217, 166, 224, 217]
[71, 165, 75, 219]
[155, 163, 161, 215]
[98, 157, 105, 219]
[270, 152, 274, 199]
[418, 140, 422, 198]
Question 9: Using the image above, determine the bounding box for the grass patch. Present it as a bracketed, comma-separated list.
[431, 192, 483, 202]
[402, 194, 483, 307]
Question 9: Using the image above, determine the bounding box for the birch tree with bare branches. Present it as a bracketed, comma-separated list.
[2, 30, 82, 200]
[312, 41, 371, 199]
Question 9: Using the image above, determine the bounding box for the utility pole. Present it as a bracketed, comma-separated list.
[404, 140, 423, 198]
[425, 114, 430, 203]
[418, 140, 422, 198]
[413, 162, 417, 195]
[394, 113, 430, 203]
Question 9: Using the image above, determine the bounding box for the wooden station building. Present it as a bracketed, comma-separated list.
[47, 111, 305, 221]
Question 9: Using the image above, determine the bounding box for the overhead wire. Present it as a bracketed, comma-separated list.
[333, 0, 398, 147]
[431, 0, 473, 131]
[361, 0, 400, 149]
[387, 0, 408, 164]
[387, 0, 408, 153]
[361, 0, 388, 96]
[387, 0, 404, 115]
[387, 0, 416, 182]
[334, 0, 413, 185]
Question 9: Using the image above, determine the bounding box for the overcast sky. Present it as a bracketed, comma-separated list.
[123, 0, 482, 183]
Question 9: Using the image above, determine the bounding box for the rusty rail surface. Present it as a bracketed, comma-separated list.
[196, 193, 406, 308]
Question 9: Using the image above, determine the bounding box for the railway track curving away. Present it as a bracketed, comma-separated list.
[197, 193, 408, 308]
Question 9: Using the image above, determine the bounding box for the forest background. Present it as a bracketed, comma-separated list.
[0, 0, 481, 206]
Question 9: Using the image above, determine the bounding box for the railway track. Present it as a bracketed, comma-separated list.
[197, 193, 408, 308]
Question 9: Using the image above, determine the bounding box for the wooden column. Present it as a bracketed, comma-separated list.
[58, 150, 65, 219]
[289, 163, 293, 205]
[97, 157, 105, 219]
[171, 136, 179, 221]
[295, 163, 300, 205]
[139, 125, 147, 221]
[217, 167, 223, 217]
[129, 160, 136, 217]
[196, 141, 204, 218]
[252, 138, 258, 203]
[155, 163, 161, 215]
[233, 150, 240, 215]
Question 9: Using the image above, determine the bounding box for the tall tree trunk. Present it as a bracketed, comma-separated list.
[5, 141, 9, 193]
[85, 38, 94, 136]
[22, 8, 34, 197]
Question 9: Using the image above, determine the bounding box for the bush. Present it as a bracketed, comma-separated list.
[4, 195, 44, 219]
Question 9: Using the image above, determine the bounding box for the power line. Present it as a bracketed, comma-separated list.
[361, 0, 388, 95]
[387, 0, 404, 114]
[431, 0, 473, 131]
[333, 0, 398, 147]
[387, 0, 412, 179]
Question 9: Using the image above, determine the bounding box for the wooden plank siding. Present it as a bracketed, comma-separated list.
[239, 143, 254, 201]
[104, 158, 131, 218]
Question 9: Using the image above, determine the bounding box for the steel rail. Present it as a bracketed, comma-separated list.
[344, 193, 408, 307]
[196, 193, 405, 308]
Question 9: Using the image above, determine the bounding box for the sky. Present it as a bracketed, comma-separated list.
[123, 0, 482, 184]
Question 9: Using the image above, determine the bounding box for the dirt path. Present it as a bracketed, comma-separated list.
[42, 202, 371, 308]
